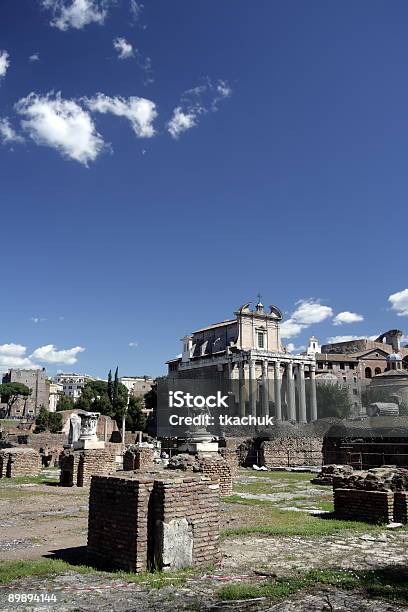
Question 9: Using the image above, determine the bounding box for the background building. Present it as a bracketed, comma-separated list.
[48, 381, 64, 412]
[119, 376, 154, 398]
[1, 368, 49, 418]
[167, 301, 317, 424]
[54, 373, 95, 401]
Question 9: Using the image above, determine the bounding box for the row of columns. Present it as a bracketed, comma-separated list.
[237, 359, 317, 423]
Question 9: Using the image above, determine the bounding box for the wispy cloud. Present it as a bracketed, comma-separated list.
[167, 78, 232, 139]
[0, 50, 10, 79]
[129, 0, 143, 24]
[128, 341, 138, 348]
[113, 36, 134, 59]
[29, 52, 40, 62]
[86, 93, 157, 137]
[0, 118, 24, 145]
[42, 0, 115, 31]
[15, 92, 105, 165]
[30, 316, 46, 323]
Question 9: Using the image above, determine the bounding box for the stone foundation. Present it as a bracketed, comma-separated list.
[87, 473, 220, 572]
[0, 448, 40, 478]
[311, 464, 353, 486]
[333, 489, 394, 523]
[60, 449, 117, 487]
[218, 448, 240, 477]
[123, 446, 155, 471]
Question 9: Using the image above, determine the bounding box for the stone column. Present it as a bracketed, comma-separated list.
[238, 361, 245, 417]
[310, 364, 317, 421]
[287, 362, 296, 422]
[249, 360, 256, 417]
[274, 360, 282, 421]
[261, 360, 269, 417]
[298, 363, 307, 424]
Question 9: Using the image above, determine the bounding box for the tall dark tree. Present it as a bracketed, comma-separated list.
[107, 369, 113, 404]
[113, 366, 119, 408]
[56, 395, 75, 412]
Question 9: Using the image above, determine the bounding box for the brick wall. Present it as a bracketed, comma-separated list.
[123, 447, 155, 471]
[87, 473, 220, 573]
[219, 448, 240, 477]
[261, 436, 322, 468]
[60, 449, 117, 487]
[334, 489, 394, 523]
[394, 492, 408, 524]
[197, 456, 232, 496]
[0, 448, 40, 478]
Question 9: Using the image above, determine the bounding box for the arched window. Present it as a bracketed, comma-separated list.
[365, 367, 372, 379]
[374, 367, 381, 376]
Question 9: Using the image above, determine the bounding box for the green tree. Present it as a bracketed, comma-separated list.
[107, 369, 113, 403]
[361, 386, 408, 416]
[126, 396, 147, 432]
[0, 382, 31, 417]
[75, 376, 128, 427]
[56, 395, 75, 411]
[316, 383, 352, 419]
[34, 408, 62, 433]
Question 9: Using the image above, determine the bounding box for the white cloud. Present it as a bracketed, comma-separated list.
[333, 311, 364, 326]
[0, 118, 24, 144]
[130, 0, 143, 22]
[15, 92, 105, 165]
[30, 316, 46, 323]
[29, 52, 40, 62]
[86, 93, 157, 137]
[42, 0, 113, 30]
[0, 344, 39, 372]
[286, 343, 306, 354]
[113, 36, 134, 59]
[280, 299, 333, 340]
[0, 344, 27, 357]
[389, 288, 408, 317]
[0, 50, 10, 79]
[326, 335, 362, 344]
[280, 319, 306, 339]
[168, 78, 232, 139]
[128, 341, 138, 348]
[291, 299, 333, 325]
[30, 344, 85, 364]
[167, 107, 198, 139]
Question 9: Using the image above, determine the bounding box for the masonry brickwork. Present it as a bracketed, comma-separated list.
[166, 453, 232, 496]
[87, 473, 220, 572]
[60, 449, 117, 487]
[0, 448, 40, 478]
[334, 489, 394, 523]
[394, 492, 408, 524]
[123, 446, 155, 471]
[261, 436, 322, 468]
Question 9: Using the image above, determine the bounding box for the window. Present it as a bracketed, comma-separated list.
[328, 363, 333, 369]
[353, 389, 358, 395]
[365, 367, 372, 379]
[318, 362, 323, 369]
[349, 363, 355, 369]
[257, 332, 265, 349]
[340, 363, 345, 370]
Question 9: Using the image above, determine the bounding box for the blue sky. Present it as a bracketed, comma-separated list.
[0, 0, 408, 378]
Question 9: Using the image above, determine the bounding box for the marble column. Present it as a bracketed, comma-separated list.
[249, 360, 256, 417]
[298, 362, 307, 424]
[261, 360, 269, 417]
[310, 364, 318, 421]
[287, 362, 296, 422]
[274, 360, 282, 421]
[238, 361, 245, 417]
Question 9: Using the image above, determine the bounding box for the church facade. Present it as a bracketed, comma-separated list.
[167, 301, 318, 423]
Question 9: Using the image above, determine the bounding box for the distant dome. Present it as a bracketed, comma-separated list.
[387, 353, 402, 361]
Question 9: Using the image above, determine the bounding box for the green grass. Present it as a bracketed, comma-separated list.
[0, 474, 59, 486]
[0, 559, 196, 589]
[218, 568, 408, 604]
[221, 499, 383, 537]
[239, 469, 313, 480]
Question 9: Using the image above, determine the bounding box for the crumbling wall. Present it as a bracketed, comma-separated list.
[123, 446, 155, 471]
[60, 449, 117, 487]
[0, 448, 40, 478]
[87, 473, 220, 573]
[166, 453, 232, 497]
[261, 436, 322, 467]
